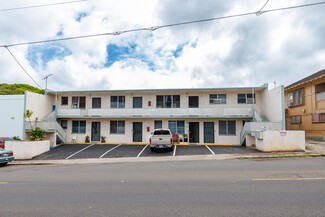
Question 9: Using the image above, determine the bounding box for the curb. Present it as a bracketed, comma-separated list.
[10, 152, 325, 166]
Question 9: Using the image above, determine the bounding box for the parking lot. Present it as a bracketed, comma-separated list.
[33, 144, 259, 160]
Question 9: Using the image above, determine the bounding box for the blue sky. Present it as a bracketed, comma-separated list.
[0, 0, 324, 90]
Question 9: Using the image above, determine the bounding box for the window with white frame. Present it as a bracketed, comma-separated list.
[72, 121, 86, 134]
[168, 120, 184, 134]
[71, 97, 86, 109]
[154, 120, 162, 129]
[156, 95, 180, 108]
[92, 97, 101, 109]
[312, 113, 325, 123]
[111, 96, 125, 108]
[60, 120, 68, 130]
[290, 116, 302, 124]
[219, 121, 236, 135]
[209, 94, 226, 104]
[288, 89, 303, 107]
[110, 121, 125, 134]
[237, 94, 255, 104]
[61, 96, 68, 106]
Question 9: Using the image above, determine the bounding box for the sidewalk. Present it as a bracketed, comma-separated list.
[11, 140, 325, 166]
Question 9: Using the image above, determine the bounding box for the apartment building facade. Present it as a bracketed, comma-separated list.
[42, 84, 284, 145]
[285, 69, 325, 141]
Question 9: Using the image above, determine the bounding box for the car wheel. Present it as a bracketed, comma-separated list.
[169, 146, 174, 151]
[150, 147, 155, 152]
[0, 162, 8, 167]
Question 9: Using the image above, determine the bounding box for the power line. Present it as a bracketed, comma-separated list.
[0, 0, 88, 12]
[0, 1, 324, 48]
[4, 46, 42, 89]
[256, 0, 271, 16]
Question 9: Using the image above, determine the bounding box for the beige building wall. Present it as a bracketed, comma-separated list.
[25, 91, 55, 121]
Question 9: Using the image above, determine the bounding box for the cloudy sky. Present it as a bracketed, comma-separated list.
[0, 0, 324, 91]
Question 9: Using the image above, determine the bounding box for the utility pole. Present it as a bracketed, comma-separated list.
[43, 74, 52, 94]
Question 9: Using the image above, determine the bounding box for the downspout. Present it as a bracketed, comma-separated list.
[252, 88, 255, 121]
[280, 85, 286, 130]
[23, 91, 27, 140]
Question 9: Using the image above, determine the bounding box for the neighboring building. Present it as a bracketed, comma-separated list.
[285, 69, 325, 141]
[0, 95, 25, 139]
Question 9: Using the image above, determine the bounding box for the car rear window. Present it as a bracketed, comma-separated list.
[153, 130, 171, 135]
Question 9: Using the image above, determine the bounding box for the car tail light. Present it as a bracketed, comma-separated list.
[0, 144, 4, 149]
[0, 153, 2, 157]
[9, 151, 13, 156]
[170, 138, 173, 144]
[149, 138, 151, 144]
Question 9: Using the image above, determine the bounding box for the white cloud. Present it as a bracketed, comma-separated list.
[0, 0, 324, 91]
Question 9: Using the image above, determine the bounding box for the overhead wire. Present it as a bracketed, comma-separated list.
[4, 46, 42, 89]
[0, 1, 325, 48]
[256, 0, 271, 16]
[0, 0, 88, 12]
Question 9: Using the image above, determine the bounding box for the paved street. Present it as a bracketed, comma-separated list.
[32, 144, 259, 160]
[1, 158, 324, 217]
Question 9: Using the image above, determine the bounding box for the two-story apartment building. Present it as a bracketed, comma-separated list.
[40, 84, 284, 145]
[285, 69, 325, 141]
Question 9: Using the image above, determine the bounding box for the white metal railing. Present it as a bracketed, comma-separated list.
[57, 107, 254, 118]
[240, 121, 282, 145]
[25, 121, 66, 142]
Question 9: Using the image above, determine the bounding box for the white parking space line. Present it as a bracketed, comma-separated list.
[99, 144, 122, 158]
[205, 145, 215, 155]
[173, 145, 177, 156]
[65, 144, 96, 159]
[137, 144, 148, 157]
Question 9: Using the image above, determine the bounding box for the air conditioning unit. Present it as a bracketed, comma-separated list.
[246, 98, 253, 104]
[213, 99, 223, 104]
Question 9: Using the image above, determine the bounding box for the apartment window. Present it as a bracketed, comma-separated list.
[189, 96, 199, 108]
[72, 96, 86, 109]
[156, 95, 180, 108]
[61, 97, 68, 106]
[210, 94, 226, 104]
[168, 120, 185, 134]
[290, 116, 302, 124]
[238, 94, 255, 104]
[60, 120, 68, 130]
[92, 97, 101, 109]
[154, 120, 162, 129]
[133, 97, 143, 108]
[288, 89, 303, 107]
[72, 121, 86, 134]
[312, 113, 325, 123]
[111, 96, 125, 108]
[316, 82, 325, 101]
[110, 121, 125, 134]
[219, 121, 236, 135]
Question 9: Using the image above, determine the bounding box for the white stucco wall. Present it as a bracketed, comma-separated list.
[256, 130, 305, 152]
[0, 95, 25, 139]
[25, 91, 55, 121]
[6, 140, 50, 159]
[260, 86, 285, 128]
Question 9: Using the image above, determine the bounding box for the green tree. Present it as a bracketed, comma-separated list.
[24, 109, 46, 141]
[0, 83, 44, 95]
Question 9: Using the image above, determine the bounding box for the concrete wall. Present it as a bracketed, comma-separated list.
[256, 130, 305, 152]
[25, 91, 55, 121]
[0, 95, 25, 139]
[5, 140, 50, 160]
[260, 86, 285, 129]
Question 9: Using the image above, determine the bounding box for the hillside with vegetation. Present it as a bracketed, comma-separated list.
[0, 83, 44, 95]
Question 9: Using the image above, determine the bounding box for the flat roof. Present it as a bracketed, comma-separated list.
[47, 84, 268, 95]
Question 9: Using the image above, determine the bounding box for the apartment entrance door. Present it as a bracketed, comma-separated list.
[91, 122, 101, 142]
[189, 122, 200, 143]
[204, 122, 214, 143]
[133, 122, 143, 142]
